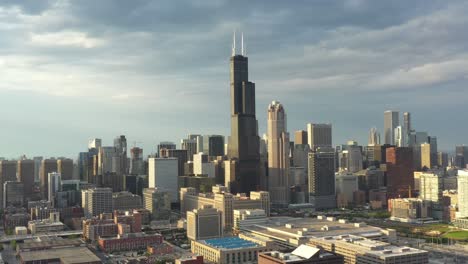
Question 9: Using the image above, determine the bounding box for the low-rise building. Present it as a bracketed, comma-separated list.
[82, 217, 118, 241]
[309, 235, 428, 264]
[15, 226, 28, 235]
[191, 236, 273, 264]
[187, 205, 223, 241]
[28, 212, 65, 235]
[258, 244, 343, 264]
[175, 255, 204, 264]
[147, 243, 173, 255]
[233, 209, 268, 232]
[389, 198, 432, 223]
[98, 232, 163, 253]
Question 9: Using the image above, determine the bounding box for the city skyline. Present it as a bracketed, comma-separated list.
[1, 1, 468, 157]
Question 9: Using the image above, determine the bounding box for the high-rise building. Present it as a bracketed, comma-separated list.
[420, 143, 432, 169]
[129, 147, 144, 175]
[88, 138, 102, 150]
[40, 159, 57, 200]
[308, 148, 336, 210]
[384, 110, 399, 145]
[33, 156, 43, 183]
[17, 159, 35, 202]
[437, 152, 448, 168]
[181, 138, 197, 161]
[403, 112, 411, 140]
[455, 145, 468, 168]
[203, 135, 225, 157]
[112, 191, 142, 211]
[227, 35, 261, 195]
[267, 101, 290, 207]
[48, 172, 62, 207]
[3, 181, 24, 208]
[81, 188, 113, 217]
[386, 147, 414, 198]
[457, 170, 468, 218]
[193, 153, 215, 178]
[158, 141, 176, 157]
[143, 188, 171, 220]
[78, 152, 89, 182]
[114, 135, 128, 176]
[368, 127, 380, 146]
[148, 158, 178, 203]
[166, 149, 188, 176]
[307, 123, 332, 151]
[394, 126, 405, 147]
[294, 130, 308, 146]
[57, 158, 73, 180]
[419, 172, 442, 203]
[187, 205, 223, 241]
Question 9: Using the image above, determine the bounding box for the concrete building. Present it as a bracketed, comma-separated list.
[143, 187, 171, 220]
[389, 198, 432, 223]
[309, 235, 428, 264]
[455, 145, 468, 168]
[386, 147, 414, 199]
[166, 149, 188, 176]
[295, 130, 308, 146]
[226, 42, 262, 195]
[368, 127, 380, 146]
[180, 186, 270, 229]
[48, 172, 61, 207]
[335, 172, 358, 207]
[57, 158, 73, 180]
[187, 205, 223, 241]
[307, 123, 332, 151]
[33, 156, 43, 183]
[112, 191, 142, 211]
[3, 181, 24, 208]
[457, 169, 468, 218]
[18, 159, 35, 201]
[19, 242, 101, 264]
[181, 138, 198, 161]
[384, 110, 399, 145]
[157, 141, 176, 157]
[419, 172, 442, 202]
[267, 101, 290, 207]
[233, 209, 268, 232]
[437, 152, 448, 168]
[308, 148, 336, 210]
[148, 157, 178, 203]
[203, 135, 225, 157]
[82, 188, 113, 217]
[0, 160, 18, 207]
[193, 152, 216, 178]
[82, 217, 118, 241]
[129, 147, 144, 175]
[259, 244, 343, 264]
[420, 143, 432, 169]
[28, 212, 65, 234]
[191, 236, 271, 264]
[99, 233, 163, 253]
[394, 126, 405, 147]
[176, 255, 204, 264]
[40, 159, 57, 199]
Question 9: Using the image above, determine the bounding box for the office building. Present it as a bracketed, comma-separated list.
[457, 170, 468, 218]
[295, 130, 308, 146]
[33, 156, 43, 182]
[335, 172, 358, 207]
[40, 159, 57, 200]
[82, 188, 113, 217]
[0, 160, 17, 207]
[204, 135, 225, 157]
[129, 147, 144, 175]
[368, 127, 380, 146]
[338, 142, 363, 173]
[227, 36, 262, 195]
[191, 236, 271, 264]
[112, 191, 142, 211]
[308, 148, 336, 210]
[419, 172, 442, 203]
[233, 209, 268, 232]
[389, 198, 432, 223]
[307, 123, 332, 151]
[193, 152, 216, 178]
[148, 157, 178, 203]
[455, 145, 468, 168]
[158, 141, 176, 157]
[143, 188, 171, 220]
[78, 152, 89, 182]
[57, 158, 73, 180]
[48, 172, 62, 207]
[166, 149, 188, 176]
[114, 135, 128, 175]
[88, 138, 102, 150]
[3, 181, 24, 208]
[18, 159, 35, 201]
[420, 143, 431, 169]
[181, 138, 198, 161]
[437, 152, 448, 168]
[386, 147, 414, 199]
[259, 244, 343, 264]
[187, 205, 223, 241]
[384, 110, 399, 145]
[267, 101, 290, 207]
[180, 186, 270, 229]
[394, 126, 405, 147]
[309, 235, 427, 264]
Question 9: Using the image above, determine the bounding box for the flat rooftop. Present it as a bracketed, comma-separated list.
[20, 246, 101, 264]
[204, 237, 260, 250]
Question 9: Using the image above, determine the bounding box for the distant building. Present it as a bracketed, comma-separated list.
[158, 141, 176, 157]
[48, 172, 61, 207]
[308, 148, 336, 210]
[307, 123, 332, 151]
[3, 181, 24, 208]
[258, 244, 343, 264]
[57, 158, 73, 180]
[386, 147, 414, 199]
[82, 188, 113, 217]
[18, 159, 35, 201]
[99, 232, 163, 253]
[187, 205, 223, 241]
[335, 172, 358, 207]
[294, 130, 308, 146]
[28, 212, 65, 235]
[166, 149, 189, 176]
[204, 135, 225, 157]
[40, 159, 58, 200]
[129, 147, 144, 175]
[233, 209, 268, 232]
[457, 170, 468, 218]
[148, 157, 178, 203]
[419, 172, 442, 202]
[389, 198, 432, 223]
[143, 188, 171, 220]
[112, 191, 142, 211]
[420, 143, 432, 169]
[0, 160, 18, 206]
[384, 110, 399, 145]
[193, 152, 215, 178]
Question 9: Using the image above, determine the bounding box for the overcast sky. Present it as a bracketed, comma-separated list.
[0, 0, 467, 158]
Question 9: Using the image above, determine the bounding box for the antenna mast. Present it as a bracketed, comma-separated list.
[232, 30, 236, 56]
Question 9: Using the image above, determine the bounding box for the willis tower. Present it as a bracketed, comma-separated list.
[227, 32, 261, 194]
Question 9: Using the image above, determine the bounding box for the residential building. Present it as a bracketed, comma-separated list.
[82, 188, 113, 217]
[457, 170, 468, 218]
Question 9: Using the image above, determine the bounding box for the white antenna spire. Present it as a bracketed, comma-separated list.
[241, 32, 244, 56]
[232, 30, 236, 56]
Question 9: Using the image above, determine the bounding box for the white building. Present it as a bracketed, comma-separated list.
[457, 170, 468, 218]
[148, 157, 178, 203]
[419, 171, 442, 202]
[335, 171, 358, 205]
[193, 153, 215, 178]
[233, 209, 267, 231]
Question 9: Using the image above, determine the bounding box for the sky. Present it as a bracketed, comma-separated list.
[0, 0, 467, 158]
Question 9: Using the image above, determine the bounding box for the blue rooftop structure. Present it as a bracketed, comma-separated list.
[204, 237, 260, 249]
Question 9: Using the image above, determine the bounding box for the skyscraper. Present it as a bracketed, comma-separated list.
[307, 123, 332, 151]
[181, 138, 197, 161]
[48, 172, 62, 207]
[130, 147, 144, 175]
[114, 135, 128, 175]
[386, 147, 414, 198]
[40, 159, 57, 199]
[227, 33, 261, 194]
[267, 101, 290, 207]
[384, 110, 399, 145]
[294, 130, 308, 146]
[148, 157, 178, 203]
[81, 188, 112, 217]
[403, 112, 411, 143]
[57, 158, 73, 180]
[308, 148, 336, 210]
[0, 160, 17, 208]
[17, 159, 35, 202]
[368, 127, 380, 146]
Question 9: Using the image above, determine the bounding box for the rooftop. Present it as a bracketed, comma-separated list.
[204, 237, 260, 250]
[20, 246, 101, 263]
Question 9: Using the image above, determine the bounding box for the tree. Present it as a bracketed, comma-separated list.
[10, 240, 16, 249]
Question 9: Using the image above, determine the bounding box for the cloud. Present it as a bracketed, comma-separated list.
[30, 31, 106, 48]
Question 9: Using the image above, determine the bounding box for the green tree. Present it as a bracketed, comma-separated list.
[10, 240, 17, 249]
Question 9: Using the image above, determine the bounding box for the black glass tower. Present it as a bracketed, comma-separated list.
[227, 39, 261, 194]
